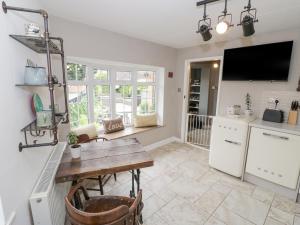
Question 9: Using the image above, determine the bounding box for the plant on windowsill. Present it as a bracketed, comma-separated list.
[245, 93, 253, 117]
[67, 131, 81, 158]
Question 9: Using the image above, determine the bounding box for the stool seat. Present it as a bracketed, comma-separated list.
[65, 182, 143, 225]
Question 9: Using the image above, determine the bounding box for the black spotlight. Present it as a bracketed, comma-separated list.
[238, 0, 258, 37]
[199, 24, 212, 41]
[242, 15, 255, 36]
[196, 4, 212, 41]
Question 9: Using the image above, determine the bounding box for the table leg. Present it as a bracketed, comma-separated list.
[130, 170, 136, 198]
[72, 180, 83, 209]
[136, 169, 143, 224]
[98, 176, 104, 195]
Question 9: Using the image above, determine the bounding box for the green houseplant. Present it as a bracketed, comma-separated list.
[67, 131, 81, 158]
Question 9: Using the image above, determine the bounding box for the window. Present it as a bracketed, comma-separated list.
[115, 85, 133, 125]
[67, 62, 159, 129]
[68, 85, 89, 128]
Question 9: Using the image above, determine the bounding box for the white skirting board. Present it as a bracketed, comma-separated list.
[143, 136, 182, 151]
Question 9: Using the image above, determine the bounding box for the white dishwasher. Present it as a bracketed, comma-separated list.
[209, 116, 255, 177]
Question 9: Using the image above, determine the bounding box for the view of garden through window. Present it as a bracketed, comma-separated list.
[67, 63, 157, 129]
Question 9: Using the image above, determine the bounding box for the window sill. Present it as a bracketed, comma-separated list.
[99, 125, 163, 140]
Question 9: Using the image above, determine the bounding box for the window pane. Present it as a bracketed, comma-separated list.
[115, 85, 132, 125]
[94, 85, 111, 129]
[115, 85, 132, 98]
[137, 98, 156, 114]
[68, 85, 88, 128]
[116, 71, 131, 81]
[137, 85, 155, 98]
[67, 63, 86, 81]
[94, 69, 109, 81]
[116, 113, 132, 125]
[116, 98, 132, 113]
[137, 85, 156, 115]
[137, 71, 155, 82]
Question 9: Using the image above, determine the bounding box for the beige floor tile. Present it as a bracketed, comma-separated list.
[219, 176, 255, 196]
[252, 187, 275, 205]
[145, 174, 174, 193]
[268, 207, 294, 225]
[204, 217, 227, 225]
[272, 194, 300, 215]
[197, 170, 221, 186]
[143, 161, 171, 178]
[264, 217, 286, 225]
[194, 189, 226, 214]
[221, 190, 270, 225]
[214, 206, 255, 225]
[294, 216, 300, 225]
[157, 197, 210, 225]
[143, 194, 167, 219]
[114, 171, 131, 184]
[179, 160, 209, 179]
[151, 186, 178, 203]
[144, 212, 170, 225]
[168, 176, 211, 203]
[211, 181, 232, 195]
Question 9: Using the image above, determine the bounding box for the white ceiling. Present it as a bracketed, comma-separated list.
[41, 0, 300, 49]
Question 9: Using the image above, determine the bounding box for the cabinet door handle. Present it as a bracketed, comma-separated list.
[262, 132, 289, 140]
[224, 139, 241, 145]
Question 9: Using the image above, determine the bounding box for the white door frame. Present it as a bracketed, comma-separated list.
[180, 56, 224, 142]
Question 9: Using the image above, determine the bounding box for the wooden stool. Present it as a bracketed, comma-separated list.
[65, 182, 143, 225]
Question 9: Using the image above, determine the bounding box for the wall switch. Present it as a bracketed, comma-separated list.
[178, 88, 181, 93]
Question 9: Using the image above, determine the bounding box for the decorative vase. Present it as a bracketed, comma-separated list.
[70, 145, 81, 159]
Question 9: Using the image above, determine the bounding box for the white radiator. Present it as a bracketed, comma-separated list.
[30, 142, 71, 225]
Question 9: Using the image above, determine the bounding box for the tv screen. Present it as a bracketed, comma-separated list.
[222, 41, 293, 81]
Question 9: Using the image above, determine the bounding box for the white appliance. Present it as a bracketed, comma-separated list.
[30, 143, 71, 225]
[209, 116, 255, 177]
[246, 126, 300, 189]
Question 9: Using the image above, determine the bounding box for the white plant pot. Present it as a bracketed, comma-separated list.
[70, 145, 81, 158]
[245, 109, 253, 117]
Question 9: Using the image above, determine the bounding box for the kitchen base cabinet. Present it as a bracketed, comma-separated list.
[246, 127, 300, 190]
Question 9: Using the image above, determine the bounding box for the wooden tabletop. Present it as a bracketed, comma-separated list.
[55, 138, 154, 183]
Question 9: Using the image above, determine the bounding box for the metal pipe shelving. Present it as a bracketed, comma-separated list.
[2, 1, 69, 152]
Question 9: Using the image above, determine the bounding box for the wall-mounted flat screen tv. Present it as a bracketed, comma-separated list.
[222, 41, 293, 81]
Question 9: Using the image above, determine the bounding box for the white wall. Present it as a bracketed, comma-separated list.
[49, 16, 178, 145]
[176, 28, 300, 137]
[0, 1, 56, 225]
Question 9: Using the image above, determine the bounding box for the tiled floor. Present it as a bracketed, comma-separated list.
[86, 142, 300, 225]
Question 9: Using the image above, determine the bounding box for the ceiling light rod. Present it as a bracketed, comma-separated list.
[196, 0, 221, 7]
[196, 3, 213, 41]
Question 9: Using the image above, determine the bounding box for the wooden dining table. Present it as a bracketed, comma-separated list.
[55, 138, 154, 198]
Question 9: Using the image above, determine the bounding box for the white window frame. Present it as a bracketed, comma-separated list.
[67, 60, 161, 129]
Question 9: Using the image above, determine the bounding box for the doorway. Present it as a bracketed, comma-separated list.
[182, 57, 222, 150]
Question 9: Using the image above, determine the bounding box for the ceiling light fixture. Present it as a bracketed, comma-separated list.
[213, 63, 219, 68]
[216, 0, 233, 34]
[196, 0, 259, 40]
[237, 0, 258, 37]
[196, 3, 212, 41]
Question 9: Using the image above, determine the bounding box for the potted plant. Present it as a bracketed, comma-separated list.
[245, 93, 253, 116]
[67, 131, 81, 158]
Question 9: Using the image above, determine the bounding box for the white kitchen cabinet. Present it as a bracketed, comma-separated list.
[209, 116, 255, 177]
[246, 127, 300, 189]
